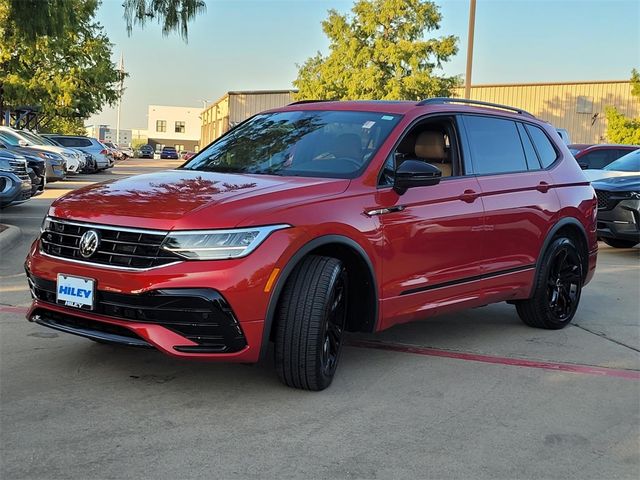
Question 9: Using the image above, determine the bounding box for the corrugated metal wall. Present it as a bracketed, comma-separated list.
[453, 81, 638, 144]
[200, 91, 296, 145]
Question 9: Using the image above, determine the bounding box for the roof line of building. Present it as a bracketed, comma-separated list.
[459, 80, 629, 88]
[205, 90, 298, 112]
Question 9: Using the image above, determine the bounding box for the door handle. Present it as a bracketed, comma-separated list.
[536, 181, 550, 193]
[459, 189, 478, 203]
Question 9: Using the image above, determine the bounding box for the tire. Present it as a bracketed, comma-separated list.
[516, 237, 583, 329]
[274, 255, 348, 391]
[602, 237, 638, 249]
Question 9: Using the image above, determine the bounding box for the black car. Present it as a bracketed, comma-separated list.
[0, 136, 66, 182]
[138, 144, 154, 159]
[593, 175, 640, 248]
[0, 140, 45, 195]
[160, 146, 179, 159]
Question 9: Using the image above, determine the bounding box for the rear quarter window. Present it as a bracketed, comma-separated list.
[525, 125, 558, 168]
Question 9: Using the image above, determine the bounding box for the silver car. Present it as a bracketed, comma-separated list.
[43, 135, 112, 170]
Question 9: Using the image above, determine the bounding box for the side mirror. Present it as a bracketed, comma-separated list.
[18, 139, 28, 147]
[393, 159, 442, 195]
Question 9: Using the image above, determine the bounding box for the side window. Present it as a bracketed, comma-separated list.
[516, 123, 541, 170]
[525, 125, 558, 168]
[580, 150, 609, 169]
[463, 116, 527, 174]
[55, 137, 80, 147]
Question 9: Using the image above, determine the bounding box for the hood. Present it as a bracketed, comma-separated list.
[9, 146, 51, 162]
[49, 169, 350, 230]
[583, 169, 639, 182]
[592, 175, 640, 192]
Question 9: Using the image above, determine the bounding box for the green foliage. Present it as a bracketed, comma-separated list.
[123, 0, 206, 41]
[0, 0, 121, 133]
[132, 138, 148, 150]
[0, 0, 79, 42]
[631, 68, 640, 99]
[42, 117, 88, 136]
[293, 0, 460, 101]
[605, 70, 640, 145]
[605, 107, 640, 145]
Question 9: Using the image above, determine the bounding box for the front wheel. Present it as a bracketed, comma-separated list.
[602, 237, 638, 249]
[516, 237, 583, 329]
[274, 255, 348, 391]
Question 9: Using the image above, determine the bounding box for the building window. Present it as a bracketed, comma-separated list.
[156, 120, 167, 133]
[194, 145, 199, 152]
[175, 121, 185, 133]
[175, 144, 184, 152]
[576, 96, 593, 114]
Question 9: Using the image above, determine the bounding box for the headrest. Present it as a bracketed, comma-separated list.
[414, 131, 446, 160]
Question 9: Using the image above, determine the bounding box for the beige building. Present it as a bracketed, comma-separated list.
[200, 90, 296, 145]
[147, 105, 201, 152]
[453, 80, 638, 144]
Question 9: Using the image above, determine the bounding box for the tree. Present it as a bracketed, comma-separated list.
[606, 69, 640, 144]
[293, 0, 460, 101]
[0, 0, 122, 133]
[1, 0, 206, 42]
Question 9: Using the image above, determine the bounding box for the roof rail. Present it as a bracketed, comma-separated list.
[417, 97, 534, 117]
[287, 99, 333, 105]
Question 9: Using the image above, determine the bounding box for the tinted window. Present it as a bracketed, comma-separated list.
[604, 150, 640, 172]
[184, 110, 402, 179]
[464, 116, 527, 174]
[54, 137, 92, 148]
[516, 123, 541, 170]
[525, 125, 557, 168]
[580, 150, 610, 169]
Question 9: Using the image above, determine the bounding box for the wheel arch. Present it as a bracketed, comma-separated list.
[533, 217, 589, 293]
[260, 235, 378, 360]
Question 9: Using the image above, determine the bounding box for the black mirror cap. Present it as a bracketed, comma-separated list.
[393, 160, 442, 195]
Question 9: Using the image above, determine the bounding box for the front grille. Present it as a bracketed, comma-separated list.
[28, 275, 247, 353]
[595, 190, 616, 210]
[9, 158, 30, 181]
[40, 218, 181, 269]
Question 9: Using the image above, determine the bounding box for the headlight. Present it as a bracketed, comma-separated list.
[61, 151, 72, 158]
[37, 151, 60, 161]
[161, 225, 290, 260]
[0, 158, 12, 172]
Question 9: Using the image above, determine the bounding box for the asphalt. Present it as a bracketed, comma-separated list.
[0, 159, 639, 479]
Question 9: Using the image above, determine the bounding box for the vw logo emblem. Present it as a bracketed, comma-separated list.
[79, 230, 100, 258]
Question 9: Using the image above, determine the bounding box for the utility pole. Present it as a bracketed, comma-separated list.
[116, 52, 125, 145]
[464, 0, 477, 99]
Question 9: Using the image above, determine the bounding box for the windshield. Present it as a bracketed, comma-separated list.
[182, 110, 402, 178]
[604, 150, 640, 172]
[0, 131, 20, 146]
[18, 130, 45, 145]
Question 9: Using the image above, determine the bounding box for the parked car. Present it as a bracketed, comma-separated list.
[0, 150, 32, 207]
[583, 149, 640, 182]
[118, 145, 134, 158]
[25, 98, 598, 390]
[569, 143, 638, 170]
[138, 144, 154, 159]
[19, 129, 86, 173]
[183, 151, 196, 161]
[103, 142, 125, 161]
[43, 135, 112, 170]
[0, 127, 82, 174]
[160, 146, 179, 159]
[592, 175, 639, 248]
[0, 137, 65, 182]
[556, 128, 571, 145]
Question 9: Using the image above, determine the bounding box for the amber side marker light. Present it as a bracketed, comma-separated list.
[264, 268, 281, 293]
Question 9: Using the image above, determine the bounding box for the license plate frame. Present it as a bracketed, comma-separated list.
[56, 274, 95, 311]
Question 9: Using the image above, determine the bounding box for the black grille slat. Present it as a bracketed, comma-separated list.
[40, 218, 180, 269]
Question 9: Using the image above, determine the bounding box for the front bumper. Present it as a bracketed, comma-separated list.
[24, 229, 299, 361]
[596, 199, 640, 242]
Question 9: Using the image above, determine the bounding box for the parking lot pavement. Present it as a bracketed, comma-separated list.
[1, 159, 639, 479]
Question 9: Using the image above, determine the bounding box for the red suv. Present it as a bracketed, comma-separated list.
[25, 98, 598, 390]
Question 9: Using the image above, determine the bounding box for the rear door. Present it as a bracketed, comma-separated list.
[459, 115, 561, 298]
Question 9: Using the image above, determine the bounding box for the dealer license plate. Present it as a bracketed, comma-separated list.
[56, 274, 95, 310]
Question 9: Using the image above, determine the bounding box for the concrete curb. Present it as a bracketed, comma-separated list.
[0, 224, 22, 253]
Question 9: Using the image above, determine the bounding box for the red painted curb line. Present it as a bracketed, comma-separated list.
[4, 305, 638, 380]
[348, 339, 640, 380]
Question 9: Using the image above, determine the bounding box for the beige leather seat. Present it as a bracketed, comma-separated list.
[414, 131, 452, 177]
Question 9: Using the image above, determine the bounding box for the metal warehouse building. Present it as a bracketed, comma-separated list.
[200, 90, 296, 145]
[200, 81, 637, 145]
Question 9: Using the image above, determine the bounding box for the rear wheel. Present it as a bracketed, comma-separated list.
[602, 237, 638, 248]
[516, 237, 583, 329]
[274, 255, 348, 391]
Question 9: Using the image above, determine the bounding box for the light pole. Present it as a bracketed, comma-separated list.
[116, 53, 125, 145]
[464, 0, 477, 99]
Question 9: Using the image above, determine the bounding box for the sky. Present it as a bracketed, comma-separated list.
[88, 0, 640, 130]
